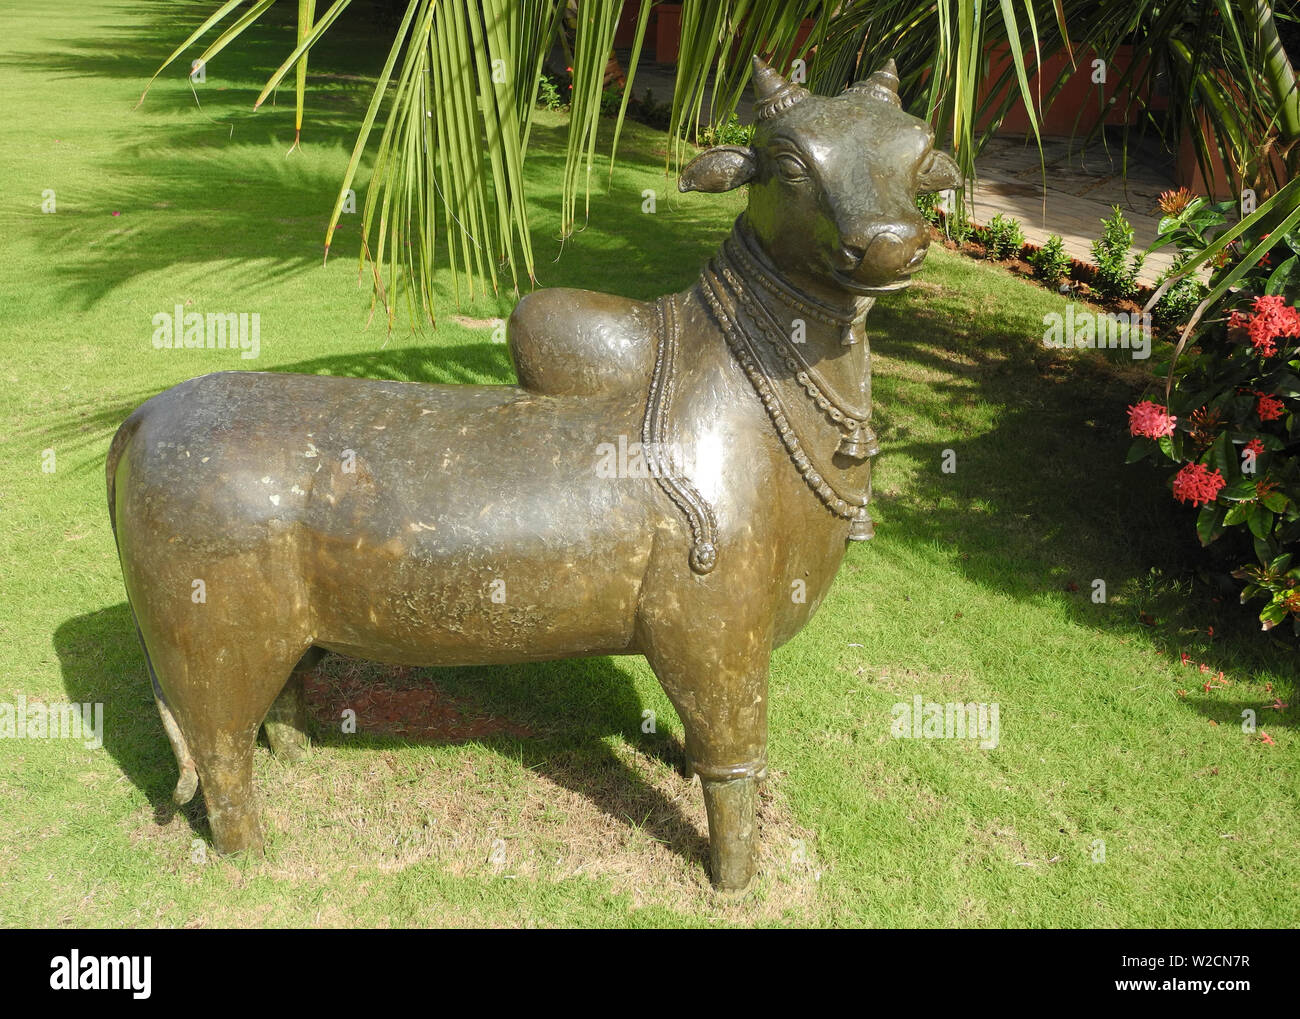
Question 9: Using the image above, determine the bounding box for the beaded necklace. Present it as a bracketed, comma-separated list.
[697, 260, 875, 541]
[725, 228, 874, 347]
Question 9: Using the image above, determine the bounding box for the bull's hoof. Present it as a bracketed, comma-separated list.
[264, 673, 310, 762]
[701, 775, 758, 892]
[211, 834, 265, 860]
[711, 874, 757, 898]
[264, 720, 309, 762]
[208, 809, 265, 858]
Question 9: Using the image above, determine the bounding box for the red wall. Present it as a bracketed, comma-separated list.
[977, 43, 1163, 136]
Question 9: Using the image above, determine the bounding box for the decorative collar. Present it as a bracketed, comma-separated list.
[728, 222, 874, 346]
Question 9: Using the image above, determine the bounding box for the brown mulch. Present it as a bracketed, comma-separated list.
[302, 664, 534, 742]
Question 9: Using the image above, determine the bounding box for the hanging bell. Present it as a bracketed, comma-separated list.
[848, 508, 875, 541]
[837, 428, 867, 460]
[837, 425, 880, 461]
[841, 299, 874, 345]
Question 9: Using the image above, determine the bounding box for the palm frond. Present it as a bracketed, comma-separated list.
[141, 0, 1298, 329]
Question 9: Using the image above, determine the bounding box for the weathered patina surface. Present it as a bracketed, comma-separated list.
[107, 57, 960, 892]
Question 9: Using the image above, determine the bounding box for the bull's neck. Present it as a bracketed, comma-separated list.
[692, 219, 879, 542]
[733, 216, 874, 322]
[706, 219, 874, 410]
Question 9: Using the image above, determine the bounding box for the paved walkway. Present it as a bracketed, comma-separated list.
[624, 58, 1178, 285]
[970, 135, 1178, 285]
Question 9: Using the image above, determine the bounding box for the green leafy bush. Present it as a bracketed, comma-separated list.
[983, 213, 1025, 260]
[1152, 253, 1209, 328]
[915, 192, 943, 226]
[1091, 205, 1146, 300]
[700, 113, 755, 147]
[1148, 190, 1217, 328]
[629, 88, 671, 131]
[536, 74, 563, 111]
[946, 209, 973, 246]
[599, 87, 623, 118]
[1127, 192, 1300, 633]
[1028, 234, 1071, 285]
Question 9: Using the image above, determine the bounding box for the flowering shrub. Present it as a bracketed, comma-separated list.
[1128, 399, 1177, 439]
[1128, 193, 1300, 633]
[1232, 295, 1300, 358]
[1170, 461, 1226, 506]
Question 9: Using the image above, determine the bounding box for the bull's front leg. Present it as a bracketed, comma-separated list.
[701, 770, 761, 893]
[641, 634, 769, 892]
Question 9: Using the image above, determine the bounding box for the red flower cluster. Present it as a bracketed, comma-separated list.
[1228, 295, 1300, 357]
[1244, 437, 1266, 457]
[1257, 393, 1286, 421]
[1172, 462, 1225, 507]
[1128, 400, 1177, 439]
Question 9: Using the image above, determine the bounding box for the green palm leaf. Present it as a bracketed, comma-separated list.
[141, 0, 1297, 330]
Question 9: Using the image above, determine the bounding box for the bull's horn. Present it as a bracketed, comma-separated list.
[844, 58, 902, 107]
[752, 54, 809, 121]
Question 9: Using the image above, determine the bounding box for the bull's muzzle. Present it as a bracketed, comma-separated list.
[836, 223, 930, 293]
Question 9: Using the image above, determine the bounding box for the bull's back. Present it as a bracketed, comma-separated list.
[112, 371, 663, 665]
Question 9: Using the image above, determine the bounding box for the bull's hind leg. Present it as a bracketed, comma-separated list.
[642, 642, 769, 892]
[263, 647, 324, 762]
[140, 628, 309, 857]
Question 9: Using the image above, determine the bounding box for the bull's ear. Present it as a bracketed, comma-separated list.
[678, 145, 756, 193]
[916, 150, 962, 194]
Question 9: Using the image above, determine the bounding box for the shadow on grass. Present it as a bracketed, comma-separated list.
[31, 111, 724, 313]
[1182, 698, 1296, 730]
[856, 266, 1300, 692]
[4, 0, 436, 306]
[25, 0, 1292, 748]
[53, 601, 708, 871]
[6, 0, 722, 312]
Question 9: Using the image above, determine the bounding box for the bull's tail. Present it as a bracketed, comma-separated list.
[107, 413, 199, 806]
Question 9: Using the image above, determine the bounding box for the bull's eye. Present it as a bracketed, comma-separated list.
[773, 153, 809, 183]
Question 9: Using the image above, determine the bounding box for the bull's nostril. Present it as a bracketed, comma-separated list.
[863, 231, 907, 273]
[841, 245, 865, 267]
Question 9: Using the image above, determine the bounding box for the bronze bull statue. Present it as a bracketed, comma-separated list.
[107, 57, 960, 891]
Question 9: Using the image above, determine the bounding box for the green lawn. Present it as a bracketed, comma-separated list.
[0, 0, 1295, 928]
